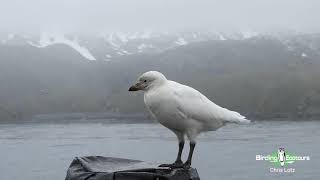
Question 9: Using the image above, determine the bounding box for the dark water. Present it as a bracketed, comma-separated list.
[0, 120, 319, 180]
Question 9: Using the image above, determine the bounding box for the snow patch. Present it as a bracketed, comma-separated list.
[116, 32, 129, 43]
[301, 52, 308, 58]
[105, 33, 121, 49]
[218, 33, 226, 40]
[29, 33, 96, 61]
[287, 46, 294, 51]
[241, 31, 259, 39]
[137, 44, 154, 53]
[116, 51, 124, 55]
[121, 50, 132, 55]
[138, 44, 147, 50]
[175, 38, 188, 45]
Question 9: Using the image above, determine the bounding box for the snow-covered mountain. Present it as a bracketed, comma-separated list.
[1, 31, 320, 119]
[1, 31, 319, 61]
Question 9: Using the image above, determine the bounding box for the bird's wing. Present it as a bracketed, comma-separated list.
[168, 81, 249, 125]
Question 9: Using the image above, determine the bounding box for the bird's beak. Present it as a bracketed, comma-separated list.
[128, 82, 143, 91]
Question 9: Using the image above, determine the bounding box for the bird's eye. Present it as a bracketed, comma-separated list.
[144, 80, 147, 82]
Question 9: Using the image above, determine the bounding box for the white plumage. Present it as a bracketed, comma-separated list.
[129, 71, 250, 168]
[145, 79, 249, 140]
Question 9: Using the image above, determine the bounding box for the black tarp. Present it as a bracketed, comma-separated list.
[65, 156, 200, 180]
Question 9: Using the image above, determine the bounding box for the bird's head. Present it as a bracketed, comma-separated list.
[128, 71, 167, 92]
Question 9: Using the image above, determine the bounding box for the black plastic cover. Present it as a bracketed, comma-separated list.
[65, 156, 200, 180]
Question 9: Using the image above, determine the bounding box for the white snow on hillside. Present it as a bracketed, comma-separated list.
[218, 33, 227, 40]
[138, 44, 147, 50]
[104, 33, 121, 49]
[116, 51, 124, 55]
[116, 32, 129, 43]
[1, 31, 317, 62]
[175, 38, 188, 45]
[29, 33, 96, 61]
[241, 31, 259, 39]
[121, 50, 132, 55]
[137, 44, 154, 53]
[104, 54, 112, 61]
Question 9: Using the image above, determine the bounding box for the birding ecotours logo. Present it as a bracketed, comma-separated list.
[277, 147, 286, 167]
[256, 147, 310, 173]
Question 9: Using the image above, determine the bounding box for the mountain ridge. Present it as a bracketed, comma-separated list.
[0, 33, 320, 121]
[2, 31, 319, 61]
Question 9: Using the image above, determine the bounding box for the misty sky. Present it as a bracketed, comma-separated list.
[0, 0, 319, 33]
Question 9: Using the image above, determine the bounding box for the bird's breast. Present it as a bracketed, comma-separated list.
[145, 92, 177, 118]
[144, 91, 191, 131]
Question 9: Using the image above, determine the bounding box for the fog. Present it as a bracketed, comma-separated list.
[0, 0, 319, 33]
[1, 0, 320, 121]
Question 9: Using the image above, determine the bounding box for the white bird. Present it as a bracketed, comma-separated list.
[129, 71, 250, 168]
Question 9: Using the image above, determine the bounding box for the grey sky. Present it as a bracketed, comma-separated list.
[0, 0, 319, 33]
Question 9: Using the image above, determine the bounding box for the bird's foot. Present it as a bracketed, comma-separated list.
[182, 161, 191, 169]
[159, 160, 184, 169]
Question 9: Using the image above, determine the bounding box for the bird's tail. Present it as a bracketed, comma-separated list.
[224, 109, 251, 124]
[236, 116, 251, 124]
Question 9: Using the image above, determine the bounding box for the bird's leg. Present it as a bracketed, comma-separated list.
[174, 141, 184, 165]
[159, 141, 184, 168]
[183, 142, 196, 169]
